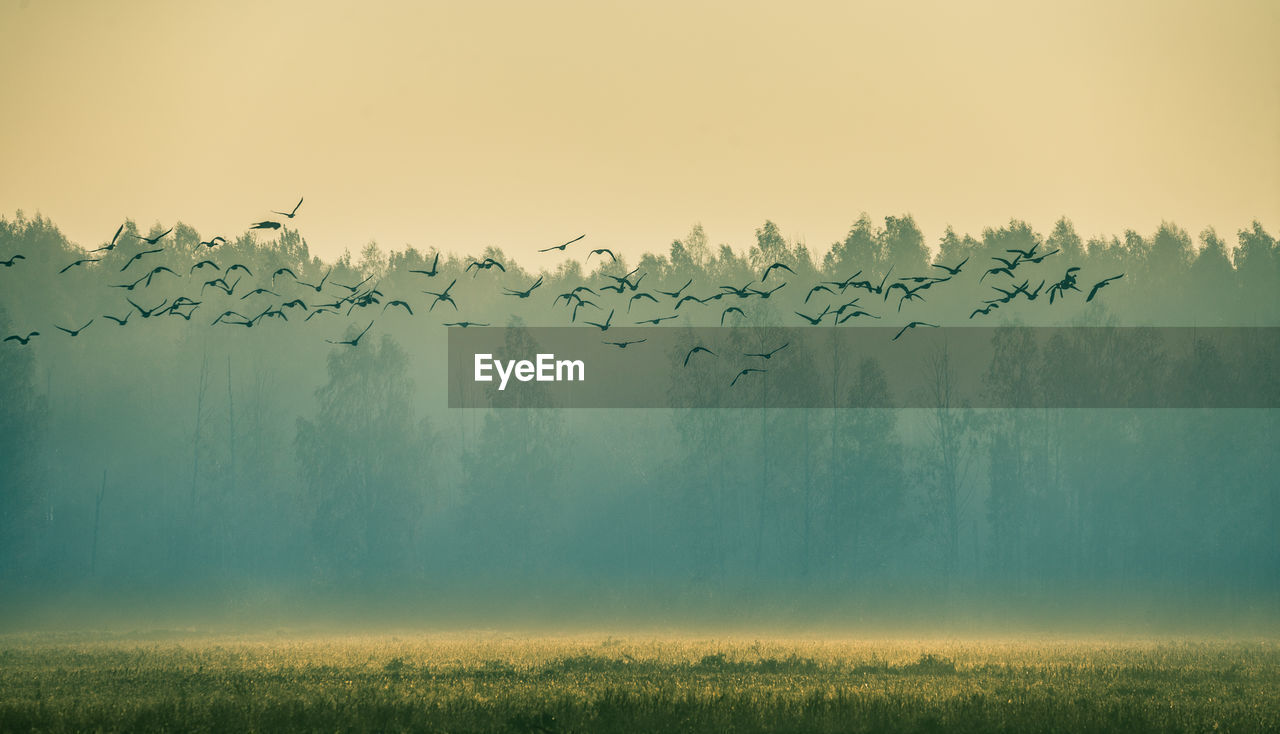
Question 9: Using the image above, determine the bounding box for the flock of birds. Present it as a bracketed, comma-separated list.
[0, 197, 1125, 386]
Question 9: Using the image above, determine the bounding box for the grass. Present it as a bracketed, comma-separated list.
[0, 633, 1276, 732]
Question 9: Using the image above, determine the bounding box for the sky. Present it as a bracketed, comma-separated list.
[1, 0, 1277, 263]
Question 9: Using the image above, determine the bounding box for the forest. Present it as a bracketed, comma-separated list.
[0, 211, 1275, 630]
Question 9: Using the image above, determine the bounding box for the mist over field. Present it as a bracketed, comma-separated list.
[0, 213, 1276, 634]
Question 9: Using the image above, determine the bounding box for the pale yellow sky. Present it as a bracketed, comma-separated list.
[1, 0, 1277, 262]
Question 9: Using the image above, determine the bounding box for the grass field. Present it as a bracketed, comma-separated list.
[0, 633, 1276, 733]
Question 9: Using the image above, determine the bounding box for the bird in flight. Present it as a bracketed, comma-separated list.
[654, 278, 693, 299]
[683, 346, 715, 366]
[250, 221, 281, 231]
[198, 236, 227, 248]
[131, 228, 172, 245]
[120, 249, 162, 272]
[60, 258, 99, 274]
[795, 306, 830, 325]
[4, 331, 39, 345]
[837, 309, 880, 323]
[190, 260, 220, 274]
[466, 257, 505, 275]
[1086, 273, 1124, 302]
[1, 254, 27, 267]
[443, 321, 489, 328]
[103, 312, 131, 326]
[383, 300, 413, 315]
[721, 306, 746, 325]
[970, 303, 1000, 319]
[761, 262, 795, 282]
[127, 298, 169, 318]
[748, 283, 787, 299]
[327, 321, 374, 346]
[675, 294, 706, 310]
[55, 320, 94, 338]
[628, 292, 658, 311]
[586, 248, 617, 263]
[143, 265, 178, 286]
[424, 279, 458, 311]
[604, 339, 646, 349]
[583, 309, 615, 331]
[635, 314, 678, 325]
[731, 367, 767, 386]
[272, 197, 304, 218]
[745, 343, 789, 360]
[272, 267, 298, 285]
[931, 256, 968, 275]
[91, 224, 126, 253]
[571, 299, 600, 322]
[539, 234, 585, 253]
[806, 284, 835, 303]
[892, 321, 938, 341]
[409, 253, 440, 277]
[503, 275, 543, 298]
[297, 267, 332, 293]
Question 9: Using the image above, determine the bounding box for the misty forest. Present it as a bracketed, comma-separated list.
[0, 210, 1276, 629]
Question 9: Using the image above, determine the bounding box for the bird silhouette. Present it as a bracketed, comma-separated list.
[271, 197, 304, 218]
[240, 288, 279, 300]
[721, 306, 746, 325]
[409, 253, 440, 277]
[635, 314, 678, 325]
[109, 273, 150, 291]
[795, 306, 830, 325]
[131, 228, 172, 245]
[892, 321, 937, 341]
[91, 224, 126, 252]
[212, 310, 251, 326]
[837, 309, 880, 323]
[143, 265, 177, 286]
[628, 292, 658, 310]
[571, 299, 600, 322]
[59, 258, 99, 274]
[326, 321, 374, 346]
[655, 278, 693, 299]
[0, 255, 25, 267]
[297, 267, 332, 292]
[674, 294, 706, 310]
[190, 260, 220, 273]
[332, 274, 372, 292]
[761, 262, 795, 282]
[583, 309, 615, 331]
[745, 342, 789, 359]
[586, 248, 617, 263]
[604, 339, 646, 348]
[54, 319, 94, 337]
[120, 249, 162, 272]
[272, 267, 298, 284]
[383, 300, 413, 315]
[731, 367, 767, 386]
[683, 346, 716, 366]
[250, 220, 281, 230]
[4, 332, 39, 345]
[970, 303, 1000, 319]
[103, 312, 131, 326]
[806, 284, 835, 303]
[539, 234, 585, 252]
[443, 321, 489, 328]
[127, 298, 168, 318]
[503, 275, 543, 298]
[198, 236, 227, 248]
[748, 283, 786, 298]
[465, 257, 505, 275]
[931, 256, 968, 275]
[424, 279, 459, 311]
[1023, 248, 1060, 264]
[281, 299, 309, 311]
[1086, 273, 1124, 302]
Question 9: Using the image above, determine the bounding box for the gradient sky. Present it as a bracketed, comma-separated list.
[2, 0, 1277, 263]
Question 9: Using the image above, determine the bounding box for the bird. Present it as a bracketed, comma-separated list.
[719, 282, 753, 299]
[109, 274, 150, 291]
[1086, 273, 1124, 302]
[654, 279, 693, 299]
[143, 265, 178, 286]
[745, 342, 789, 359]
[897, 290, 925, 312]
[271, 197, 304, 218]
[795, 306, 830, 325]
[383, 300, 413, 315]
[1006, 245, 1038, 260]
[131, 228, 172, 245]
[731, 367, 767, 386]
[1048, 267, 1082, 304]
[748, 283, 786, 298]
[190, 260, 220, 273]
[503, 275, 543, 298]
[571, 299, 600, 322]
[281, 299, 309, 311]
[424, 279, 458, 311]
[824, 271, 864, 292]
[225, 263, 254, 278]
[250, 220, 281, 230]
[4, 331, 40, 346]
[683, 346, 716, 366]
[198, 236, 227, 248]
[836, 309, 880, 323]
[409, 253, 440, 277]
[628, 292, 658, 311]
[59, 258, 99, 274]
[304, 308, 338, 321]
[1, 254, 26, 267]
[586, 248, 617, 263]
[91, 224, 126, 252]
[1023, 248, 1060, 264]
[327, 321, 374, 346]
[212, 310, 251, 326]
[931, 256, 968, 275]
[604, 339, 646, 348]
[272, 267, 298, 284]
[583, 309, 615, 331]
[332, 273, 371, 293]
[240, 288, 278, 300]
[635, 314, 678, 325]
[674, 295, 706, 310]
[539, 234, 585, 253]
[806, 284, 835, 303]
[127, 298, 168, 318]
[103, 313, 131, 326]
[443, 321, 489, 328]
[721, 306, 745, 325]
[970, 303, 1000, 319]
[892, 321, 937, 341]
[761, 262, 795, 282]
[120, 249, 161, 272]
[297, 267, 332, 292]
[465, 257, 505, 274]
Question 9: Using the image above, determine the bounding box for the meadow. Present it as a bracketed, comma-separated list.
[0, 633, 1275, 733]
